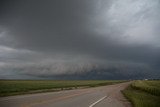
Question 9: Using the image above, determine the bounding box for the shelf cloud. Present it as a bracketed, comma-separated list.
[0, 0, 160, 79]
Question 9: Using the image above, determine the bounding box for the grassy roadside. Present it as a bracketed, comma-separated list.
[0, 80, 124, 97]
[122, 80, 160, 107]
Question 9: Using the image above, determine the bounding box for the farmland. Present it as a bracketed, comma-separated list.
[123, 80, 160, 107]
[0, 80, 124, 97]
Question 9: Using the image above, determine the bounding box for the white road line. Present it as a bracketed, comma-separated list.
[89, 96, 107, 107]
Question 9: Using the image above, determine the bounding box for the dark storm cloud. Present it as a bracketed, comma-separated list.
[0, 0, 109, 52]
[0, 0, 160, 79]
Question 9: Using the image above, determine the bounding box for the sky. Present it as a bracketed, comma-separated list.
[0, 0, 160, 79]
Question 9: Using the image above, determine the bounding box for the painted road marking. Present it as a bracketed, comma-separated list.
[89, 96, 107, 107]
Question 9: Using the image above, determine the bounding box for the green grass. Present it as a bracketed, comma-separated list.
[123, 80, 160, 107]
[131, 80, 160, 96]
[0, 80, 124, 97]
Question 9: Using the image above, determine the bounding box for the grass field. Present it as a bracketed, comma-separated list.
[123, 80, 160, 107]
[0, 80, 124, 97]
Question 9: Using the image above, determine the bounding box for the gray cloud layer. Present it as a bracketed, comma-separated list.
[0, 0, 160, 79]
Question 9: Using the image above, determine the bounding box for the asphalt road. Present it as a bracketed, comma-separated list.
[0, 82, 132, 107]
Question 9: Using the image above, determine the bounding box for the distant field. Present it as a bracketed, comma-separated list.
[0, 80, 124, 97]
[123, 80, 160, 107]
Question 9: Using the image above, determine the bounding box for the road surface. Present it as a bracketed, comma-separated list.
[0, 82, 132, 107]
